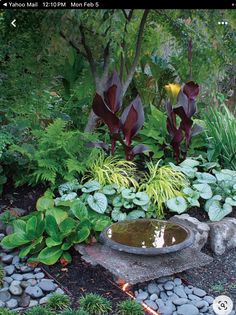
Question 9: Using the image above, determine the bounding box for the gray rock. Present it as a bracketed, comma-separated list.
[0, 301, 5, 307]
[193, 287, 207, 297]
[55, 288, 65, 295]
[34, 268, 41, 273]
[145, 299, 158, 310]
[173, 298, 189, 306]
[23, 273, 35, 280]
[156, 298, 165, 309]
[20, 281, 30, 289]
[164, 281, 174, 291]
[194, 300, 209, 309]
[6, 298, 18, 309]
[158, 283, 164, 291]
[160, 291, 168, 301]
[0, 288, 11, 302]
[177, 304, 199, 315]
[9, 280, 23, 296]
[19, 293, 31, 308]
[147, 282, 159, 294]
[39, 294, 52, 304]
[167, 291, 173, 296]
[1, 254, 13, 264]
[200, 305, 208, 313]
[159, 301, 175, 315]
[169, 293, 179, 301]
[38, 279, 56, 292]
[170, 214, 210, 250]
[0, 233, 5, 241]
[136, 291, 149, 300]
[12, 256, 20, 265]
[3, 276, 12, 284]
[157, 276, 174, 283]
[11, 274, 23, 281]
[185, 286, 193, 295]
[204, 296, 214, 304]
[25, 285, 44, 298]
[188, 294, 201, 301]
[19, 265, 33, 273]
[209, 218, 236, 255]
[150, 293, 158, 300]
[35, 272, 45, 280]
[4, 265, 15, 276]
[174, 278, 182, 286]
[174, 286, 188, 299]
[29, 300, 38, 307]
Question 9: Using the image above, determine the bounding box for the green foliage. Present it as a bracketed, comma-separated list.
[0, 308, 16, 315]
[10, 119, 99, 187]
[205, 105, 236, 171]
[78, 293, 112, 315]
[61, 309, 89, 315]
[0, 264, 4, 288]
[0, 186, 112, 265]
[47, 293, 71, 311]
[57, 179, 149, 221]
[139, 161, 188, 217]
[169, 158, 236, 221]
[24, 305, 52, 315]
[83, 152, 138, 188]
[116, 299, 144, 315]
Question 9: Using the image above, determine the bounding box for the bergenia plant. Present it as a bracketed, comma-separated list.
[165, 81, 203, 163]
[92, 70, 148, 160]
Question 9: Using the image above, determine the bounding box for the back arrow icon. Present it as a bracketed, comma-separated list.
[11, 19, 16, 27]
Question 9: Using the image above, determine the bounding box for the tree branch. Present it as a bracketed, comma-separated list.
[122, 9, 149, 96]
[60, 30, 87, 58]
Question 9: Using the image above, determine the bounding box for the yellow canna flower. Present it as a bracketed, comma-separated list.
[165, 83, 181, 105]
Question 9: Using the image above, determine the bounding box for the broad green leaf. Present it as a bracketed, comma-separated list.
[19, 237, 43, 257]
[87, 192, 108, 214]
[127, 210, 145, 220]
[93, 218, 111, 232]
[195, 172, 216, 184]
[121, 188, 136, 200]
[26, 216, 38, 240]
[123, 200, 133, 209]
[75, 227, 90, 243]
[133, 192, 149, 206]
[112, 196, 123, 207]
[36, 196, 54, 211]
[58, 181, 81, 196]
[179, 159, 200, 168]
[59, 218, 77, 235]
[13, 220, 26, 234]
[225, 197, 236, 206]
[204, 195, 222, 212]
[102, 185, 116, 195]
[61, 242, 73, 251]
[1, 233, 29, 249]
[46, 237, 62, 248]
[193, 183, 213, 200]
[45, 215, 60, 238]
[82, 180, 101, 193]
[167, 197, 188, 214]
[208, 202, 232, 221]
[71, 199, 88, 220]
[61, 252, 72, 264]
[38, 246, 63, 265]
[46, 208, 68, 225]
[111, 209, 127, 221]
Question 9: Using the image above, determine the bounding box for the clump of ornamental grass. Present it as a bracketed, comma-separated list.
[61, 309, 89, 315]
[24, 305, 53, 315]
[78, 293, 112, 315]
[0, 308, 17, 315]
[47, 293, 71, 311]
[140, 160, 189, 217]
[0, 264, 4, 288]
[83, 152, 138, 188]
[116, 299, 144, 315]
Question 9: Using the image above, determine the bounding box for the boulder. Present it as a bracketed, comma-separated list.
[169, 214, 210, 250]
[208, 218, 236, 255]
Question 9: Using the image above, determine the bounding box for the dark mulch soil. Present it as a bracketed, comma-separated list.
[43, 248, 128, 309]
[181, 246, 236, 302]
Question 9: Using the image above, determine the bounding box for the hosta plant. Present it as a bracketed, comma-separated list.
[78, 293, 112, 315]
[139, 160, 188, 217]
[168, 158, 236, 221]
[92, 70, 148, 160]
[57, 179, 150, 221]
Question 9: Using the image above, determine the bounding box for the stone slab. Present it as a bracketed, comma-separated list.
[75, 244, 213, 285]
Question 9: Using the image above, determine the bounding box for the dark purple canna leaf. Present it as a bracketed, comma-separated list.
[92, 93, 120, 135]
[87, 141, 110, 153]
[183, 81, 200, 100]
[190, 124, 203, 137]
[104, 70, 122, 113]
[176, 89, 196, 118]
[121, 96, 144, 145]
[124, 144, 149, 161]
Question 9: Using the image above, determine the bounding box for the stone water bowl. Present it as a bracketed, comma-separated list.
[100, 219, 194, 255]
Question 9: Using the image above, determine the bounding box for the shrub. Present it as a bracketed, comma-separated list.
[47, 293, 71, 311]
[140, 160, 188, 217]
[116, 300, 144, 315]
[78, 293, 112, 315]
[24, 305, 52, 315]
[0, 264, 5, 288]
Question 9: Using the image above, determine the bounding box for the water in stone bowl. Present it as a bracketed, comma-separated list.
[100, 219, 194, 255]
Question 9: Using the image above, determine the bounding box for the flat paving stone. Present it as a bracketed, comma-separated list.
[75, 244, 213, 284]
